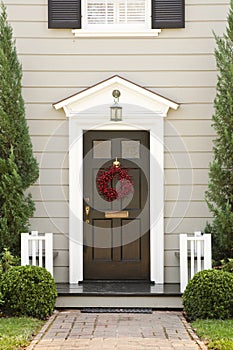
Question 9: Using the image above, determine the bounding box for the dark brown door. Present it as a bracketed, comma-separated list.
[83, 131, 150, 280]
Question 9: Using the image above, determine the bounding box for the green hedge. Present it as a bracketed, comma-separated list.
[209, 340, 233, 350]
[182, 269, 233, 321]
[1, 265, 57, 319]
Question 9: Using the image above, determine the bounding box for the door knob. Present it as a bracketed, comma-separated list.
[85, 205, 90, 224]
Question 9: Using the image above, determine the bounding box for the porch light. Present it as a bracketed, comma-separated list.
[110, 89, 122, 121]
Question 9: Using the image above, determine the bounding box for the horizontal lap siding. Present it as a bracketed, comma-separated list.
[30, 185, 69, 201]
[23, 87, 216, 103]
[4, 0, 230, 283]
[20, 56, 217, 72]
[9, 21, 228, 37]
[22, 71, 218, 87]
[18, 38, 216, 55]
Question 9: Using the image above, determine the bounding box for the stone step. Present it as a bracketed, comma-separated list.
[55, 283, 183, 309]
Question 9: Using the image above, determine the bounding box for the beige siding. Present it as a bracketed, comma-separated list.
[165, 153, 213, 169]
[5, 0, 230, 283]
[37, 169, 68, 185]
[30, 218, 69, 234]
[165, 185, 208, 201]
[31, 136, 68, 152]
[165, 218, 211, 234]
[18, 38, 216, 55]
[20, 56, 216, 72]
[165, 136, 214, 151]
[30, 185, 69, 201]
[35, 153, 68, 169]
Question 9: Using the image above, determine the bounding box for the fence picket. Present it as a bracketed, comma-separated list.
[180, 233, 212, 292]
[21, 232, 53, 276]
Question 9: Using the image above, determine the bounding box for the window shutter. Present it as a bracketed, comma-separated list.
[48, 0, 81, 28]
[152, 0, 185, 29]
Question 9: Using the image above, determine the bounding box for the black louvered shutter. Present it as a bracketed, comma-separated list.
[48, 0, 81, 29]
[152, 0, 185, 29]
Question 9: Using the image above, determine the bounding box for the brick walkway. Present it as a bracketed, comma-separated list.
[28, 310, 207, 350]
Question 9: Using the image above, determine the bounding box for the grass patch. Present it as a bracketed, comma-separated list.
[0, 316, 45, 350]
[192, 319, 233, 350]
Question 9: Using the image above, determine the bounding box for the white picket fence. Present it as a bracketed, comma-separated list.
[179, 232, 212, 293]
[21, 231, 53, 276]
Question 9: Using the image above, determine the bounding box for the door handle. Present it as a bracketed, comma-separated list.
[85, 205, 90, 224]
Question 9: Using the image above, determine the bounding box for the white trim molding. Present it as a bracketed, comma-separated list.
[53, 75, 179, 284]
[72, 29, 161, 38]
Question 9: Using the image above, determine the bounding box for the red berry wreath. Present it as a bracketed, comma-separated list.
[96, 164, 134, 202]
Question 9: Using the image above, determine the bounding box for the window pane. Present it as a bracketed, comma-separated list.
[88, 1, 114, 24]
[119, 1, 146, 23]
[122, 140, 140, 158]
[87, 0, 146, 25]
[93, 140, 111, 158]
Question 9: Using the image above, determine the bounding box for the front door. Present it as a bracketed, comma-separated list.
[83, 130, 150, 280]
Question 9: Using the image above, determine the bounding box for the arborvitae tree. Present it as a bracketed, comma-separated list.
[0, 3, 39, 255]
[0, 2, 38, 188]
[0, 150, 34, 255]
[205, 0, 233, 262]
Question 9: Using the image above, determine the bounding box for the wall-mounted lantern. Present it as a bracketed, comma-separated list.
[110, 89, 122, 121]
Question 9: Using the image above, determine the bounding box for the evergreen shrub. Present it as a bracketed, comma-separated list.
[204, 0, 233, 260]
[209, 339, 233, 350]
[182, 269, 233, 321]
[1, 265, 57, 319]
[222, 259, 233, 274]
[0, 3, 39, 256]
[0, 247, 19, 273]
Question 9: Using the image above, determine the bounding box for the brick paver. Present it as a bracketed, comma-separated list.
[27, 310, 207, 350]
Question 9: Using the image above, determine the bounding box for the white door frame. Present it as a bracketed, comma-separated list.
[69, 117, 164, 284]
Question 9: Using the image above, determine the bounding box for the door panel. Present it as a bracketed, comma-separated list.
[121, 219, 141, 261]
[93, 220, 112, 261]
[83, 130, 150, 280]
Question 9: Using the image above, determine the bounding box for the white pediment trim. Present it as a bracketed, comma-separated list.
[53, 75, 179, 118]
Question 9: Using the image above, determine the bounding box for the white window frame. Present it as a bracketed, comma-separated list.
[72, 0, 161, 37]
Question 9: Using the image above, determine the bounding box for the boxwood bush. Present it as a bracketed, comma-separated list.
[1, 265, 57, 319]
[182, 269, 233, 321]
[208, 339, 233, 350]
